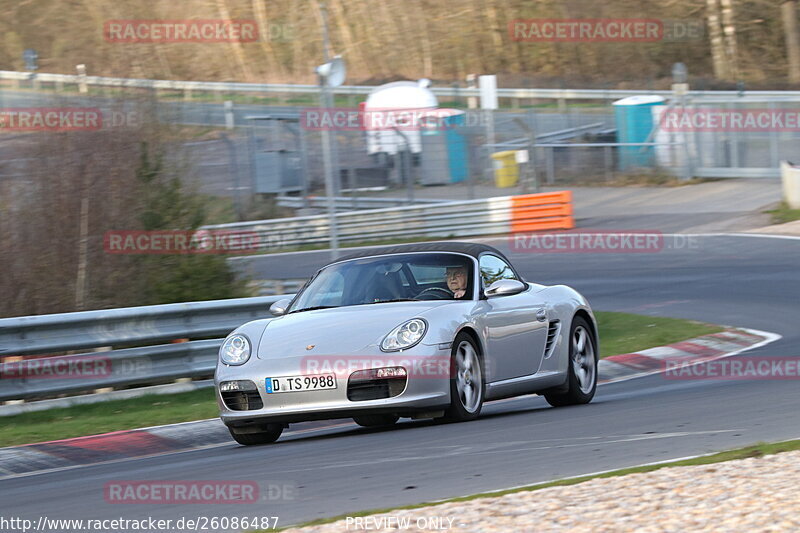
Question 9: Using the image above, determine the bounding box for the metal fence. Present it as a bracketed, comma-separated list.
[6, 69, 800, 104]
[0, 69, 793, 208]
[0, 296, 285, 401]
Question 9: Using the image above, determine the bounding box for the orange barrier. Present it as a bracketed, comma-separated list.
[510, 191, 574, 233]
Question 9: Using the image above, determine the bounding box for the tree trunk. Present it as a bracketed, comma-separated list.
[707, 0, 731, 79]
[783, 1, 800, 82]
[720, 0, 739, 79]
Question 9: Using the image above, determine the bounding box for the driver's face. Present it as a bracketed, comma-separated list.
[445, 268, 467, 292]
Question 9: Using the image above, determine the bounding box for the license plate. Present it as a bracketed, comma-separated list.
[265, 374, 337, 394]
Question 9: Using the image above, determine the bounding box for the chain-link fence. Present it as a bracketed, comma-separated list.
[1, 81, 794, 221]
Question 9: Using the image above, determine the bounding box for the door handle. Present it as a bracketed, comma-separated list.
[536, 308, 547, 322]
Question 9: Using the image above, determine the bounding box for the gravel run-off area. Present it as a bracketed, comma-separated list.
[284, 450, 800, 532]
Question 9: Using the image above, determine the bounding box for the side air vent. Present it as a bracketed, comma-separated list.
[544, 320, 561, 358]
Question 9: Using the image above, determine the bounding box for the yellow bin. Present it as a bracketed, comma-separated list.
[490, 150, 519, 188]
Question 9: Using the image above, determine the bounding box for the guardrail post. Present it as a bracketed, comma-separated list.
[225, 101, 235, 130]
[546, 147, 555, 184]
[769, 101, 780, 167]
[76, 64, 87, 94]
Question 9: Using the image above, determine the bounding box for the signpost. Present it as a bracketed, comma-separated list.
[316, 2, 346, 259]
[672, 62, 692, 181]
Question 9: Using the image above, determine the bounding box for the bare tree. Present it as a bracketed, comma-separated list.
[708, 0, 732, 79]
[783, 0, 800, 82]
[720, 0, 740, 79]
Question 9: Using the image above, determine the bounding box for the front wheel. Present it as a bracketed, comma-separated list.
[544, 316, 597, 407]
[228, 424, 283, 445]
[441, 333, 485, 422]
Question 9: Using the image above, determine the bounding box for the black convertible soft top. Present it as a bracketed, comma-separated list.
[337, 241, 514, 266]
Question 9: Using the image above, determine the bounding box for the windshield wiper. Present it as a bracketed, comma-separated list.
[365, 298, 420, 304]
[287, 305, 339, 314]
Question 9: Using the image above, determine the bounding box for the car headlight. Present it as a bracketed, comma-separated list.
[220, 334, 251, 365]
[381, 319, 427, 352]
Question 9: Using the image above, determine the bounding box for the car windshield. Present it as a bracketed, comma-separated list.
[288, 253, 474, 313]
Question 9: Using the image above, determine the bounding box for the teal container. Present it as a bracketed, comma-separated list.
[613, 95, 665, 170]
[443, 113, 468, 183]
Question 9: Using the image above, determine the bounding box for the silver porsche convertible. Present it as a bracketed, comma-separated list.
[215, 242, 598, 445]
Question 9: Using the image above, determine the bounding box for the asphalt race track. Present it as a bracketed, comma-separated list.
[2, 234, 799, 529]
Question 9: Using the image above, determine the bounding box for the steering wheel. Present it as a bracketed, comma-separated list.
[415, 287, 453, 300]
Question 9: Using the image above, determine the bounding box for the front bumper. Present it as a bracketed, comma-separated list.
[215, 344, 451, 426]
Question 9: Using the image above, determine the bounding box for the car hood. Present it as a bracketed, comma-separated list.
[256, 301, 452, 359]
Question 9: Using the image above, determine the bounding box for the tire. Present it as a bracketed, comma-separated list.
[441, 332, 485, 422]
[544, 316, 597, 407]
[353, 414, 399, 427]
[228, 424, 283, 445]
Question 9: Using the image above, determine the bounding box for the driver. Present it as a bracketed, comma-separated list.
[445, 266, 468, 299]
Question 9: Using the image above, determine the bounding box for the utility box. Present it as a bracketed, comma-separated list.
[253, 151, 303, 194]
[247, 115, 307, 194]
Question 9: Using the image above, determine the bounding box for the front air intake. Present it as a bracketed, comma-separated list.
[347, 369, 407, 401]
[220, 380, 264, 411]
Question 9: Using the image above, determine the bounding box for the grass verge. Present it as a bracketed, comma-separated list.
[0, 312, 721, 447]
[766, 201, 800, 224]
[595, 311, 723, 357]
[0, 388, 217, 448]
[268, 438, 800, 531]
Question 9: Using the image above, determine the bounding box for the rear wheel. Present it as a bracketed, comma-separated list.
[353, 414, 399, 427]
[228, 424, 283, 445]
[544, 316, 597, 407]
[442, 333, 484, 422]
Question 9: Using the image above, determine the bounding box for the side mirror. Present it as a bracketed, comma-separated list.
[484, 279, 527, 298]
[269, 298, 292, 316]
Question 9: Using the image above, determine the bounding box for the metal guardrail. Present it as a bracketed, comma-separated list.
[0, 296, 287, 401]
[204, 191, 574, 250]
[249, 279, 307, 297]
[276, 196, 447, 210]
[6, 70, 800, 102]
